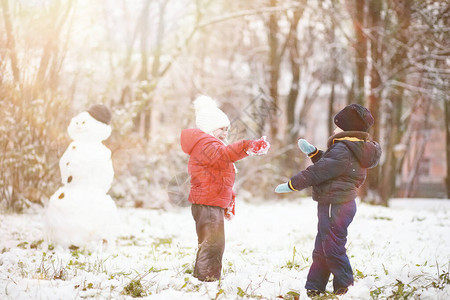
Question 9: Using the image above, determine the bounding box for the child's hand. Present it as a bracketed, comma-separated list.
[275, 183, 294, 193]
[224, 207, 235, 221]
[224, 200, 235, 221]
[298, 139, 316, 155]
[247, 136, 270, 156]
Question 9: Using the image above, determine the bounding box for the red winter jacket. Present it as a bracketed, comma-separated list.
[180, 128, 251, 208]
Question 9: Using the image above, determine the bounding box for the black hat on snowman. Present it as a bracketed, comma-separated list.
[87, 104, 112, 125]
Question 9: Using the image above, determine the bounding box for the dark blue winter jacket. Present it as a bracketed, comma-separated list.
[289, 131, 381, 204]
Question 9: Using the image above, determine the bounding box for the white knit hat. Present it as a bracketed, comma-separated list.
[194, 95, 230, 134]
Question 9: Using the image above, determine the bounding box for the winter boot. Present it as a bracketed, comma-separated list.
[306, 290, 321, 298]
[334, 287, 349, 295]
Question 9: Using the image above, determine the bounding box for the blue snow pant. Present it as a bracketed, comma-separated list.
[305, 200, 357, 293]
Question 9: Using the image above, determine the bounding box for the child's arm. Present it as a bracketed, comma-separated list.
[298, 139, 322, 163]
[290, 146, 348, 191]
[202, 140, 250, 164]
[274, 139, 320, 193]
[275, 144, 348, 193]
[202, 137, 269, 165]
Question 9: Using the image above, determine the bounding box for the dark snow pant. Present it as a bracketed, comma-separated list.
[305, 200, 357, 293]
[191, 204, 225, 282]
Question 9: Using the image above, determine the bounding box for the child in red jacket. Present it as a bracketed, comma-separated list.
[181, 95, 269, 282]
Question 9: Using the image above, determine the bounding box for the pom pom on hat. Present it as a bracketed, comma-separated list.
[88, 104, 112, 125]
[194, 95, 230, 134]
[334, 103, 374, 132]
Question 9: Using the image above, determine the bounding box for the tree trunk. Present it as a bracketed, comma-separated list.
[446, 97, 450, 198]
[364, 0, 382, 204]
[380, 88, 403, 204]
[404, 100, 431, 197]
[379, 0, 411, 204]
[346, 0, 366, 105]
[286, 10, 303, 143]
[152, 0, 168, 79]
[35, 1, 73, 95]
[287, 50, 300, 143]
[268, 0, 280, 139]
[328, 81, 336, 137]
[139, 1, 151, 81]
[1, 0, 21, 85]
[327, 1, 338, 137]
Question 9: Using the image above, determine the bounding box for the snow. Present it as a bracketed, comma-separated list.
[1, 198, 449, 299]
[246, 136, 270, 156]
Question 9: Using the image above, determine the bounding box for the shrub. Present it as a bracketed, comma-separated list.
[0, 86, 70, 211]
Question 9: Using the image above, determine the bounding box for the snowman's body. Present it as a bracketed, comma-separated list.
[59, 141, 113, 192]
[45, 111, 120, 248]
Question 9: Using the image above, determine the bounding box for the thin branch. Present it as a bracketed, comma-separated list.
[195, 4, 305, 29]
[387, 80, 439, 95]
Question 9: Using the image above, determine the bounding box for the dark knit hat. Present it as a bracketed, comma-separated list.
[87, 104, 112, 125]
[334, 104, 374, 132]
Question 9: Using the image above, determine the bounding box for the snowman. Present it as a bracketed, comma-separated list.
[45, 104, 120, 248]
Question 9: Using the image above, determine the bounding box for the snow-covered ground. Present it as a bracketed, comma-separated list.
[0, 198, 449, 299]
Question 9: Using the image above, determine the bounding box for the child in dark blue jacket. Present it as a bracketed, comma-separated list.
[275, 104, 381, 297]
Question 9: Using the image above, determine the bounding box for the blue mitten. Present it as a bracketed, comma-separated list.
[275, 183, 293, 193]
[298, 139, 316, 155]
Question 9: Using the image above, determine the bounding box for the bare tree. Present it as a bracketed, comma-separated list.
[345, 0, 367, 105]
[379, 0, 411, 205]
[446, 98, 450, 198]
[1, 0, 20, 84]
[35, 1, 75, 97]
[286, 9, 304, 143]
[361, 0, 383, 204]
[266, 0, 282, 139]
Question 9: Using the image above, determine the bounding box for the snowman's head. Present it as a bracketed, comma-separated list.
[68, 112, 112, 142]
